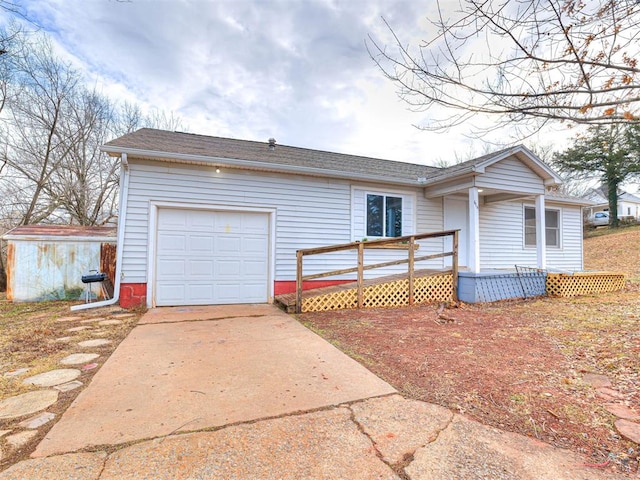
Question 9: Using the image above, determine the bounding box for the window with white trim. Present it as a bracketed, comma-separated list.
[366, 193, 403, 237]
[524, 206, 560, 247]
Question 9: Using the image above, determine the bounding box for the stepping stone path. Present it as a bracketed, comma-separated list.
[583, 373, 640, 444]
[66, 326, 92, 332]
[54, 380, 83, 392]
[6, 430, 38, 449]
[78, 339, 111, 347]
[98, 319, 122, 326]
[0, 310, 138, 466]
[60, 353, 99, 365]
[3, 368, 30, 377]
[0, 390, 58, 420]
[18, 412, 55, 429]
[22, 369, 80, 387]
[55, 316, 82, 323]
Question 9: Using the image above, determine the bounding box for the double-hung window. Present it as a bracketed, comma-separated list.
[366, 194, 403, 237]
[524, 206, 560, 247]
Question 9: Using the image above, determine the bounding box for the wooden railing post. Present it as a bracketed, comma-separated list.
[296, 250, 303, 314]
[452, 230, 459, 302]
[408, 236, 415, 305]
[357, 242, 364, 308]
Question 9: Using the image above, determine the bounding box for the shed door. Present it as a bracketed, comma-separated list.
[155, 208, 269, 306]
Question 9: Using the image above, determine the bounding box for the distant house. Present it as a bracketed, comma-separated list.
[2, 225, 116, 301]
[101, 129, 590, 308]
[583, 187, 640, 221]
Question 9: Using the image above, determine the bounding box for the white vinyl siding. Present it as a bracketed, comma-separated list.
[476, 157, 545, 194]
[479, 200, 582, 270]
[122, 160, 445, 286]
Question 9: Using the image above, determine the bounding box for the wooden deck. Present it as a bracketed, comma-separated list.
[275, 268, 453, 313]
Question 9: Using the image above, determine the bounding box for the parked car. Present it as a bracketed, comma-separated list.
[587, 211, 610, 227]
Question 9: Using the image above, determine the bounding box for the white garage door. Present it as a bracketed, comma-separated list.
[155, 208, 269, 306]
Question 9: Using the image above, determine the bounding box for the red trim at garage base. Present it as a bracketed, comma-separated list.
[120, 283, 147, 309]
[273, 280, 353, 296]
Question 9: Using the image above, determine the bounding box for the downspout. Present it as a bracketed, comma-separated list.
[71, 153, 129, 311]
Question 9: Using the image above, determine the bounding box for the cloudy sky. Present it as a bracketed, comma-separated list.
[8, 0, 573, 165]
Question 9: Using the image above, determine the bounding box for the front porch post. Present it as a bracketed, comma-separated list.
[468, 187, 480, 273]
[535, 194, 547, 269]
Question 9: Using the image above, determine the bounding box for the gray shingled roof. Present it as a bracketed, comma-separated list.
[103, 128, 440, 184]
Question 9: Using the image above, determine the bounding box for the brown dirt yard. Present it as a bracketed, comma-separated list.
[301, 225, 640, 477]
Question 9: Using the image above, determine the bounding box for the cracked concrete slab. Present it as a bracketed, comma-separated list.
[138, 304, 279, 324]
[404, 414, 624, 480]
[350, 394, 453, 464]
[100, 408, 397, 480]
[34, 306, 395, 457]
[0, 452, 107, 480]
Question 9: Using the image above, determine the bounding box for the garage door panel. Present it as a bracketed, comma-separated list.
[215, 235, 242, 254]
[156, 284, 186, 302]
[157, 259, 186, 277]
[214, 212, 243, 232]
[189, 259, 214, 276]
[243, 283, 269, 302]
[216, 283, 242, 302]
[242, 236, 269, 255]
[188, 212, 215, 231]
[242, 213, 269, 233]
[188, 235, 214, 253]
[243, 259, 269, 277]
[187, 284, 215, 302]
[157, 234, 186, 252]
[156, 208, 269, 306]
[158, 210, 188, 229]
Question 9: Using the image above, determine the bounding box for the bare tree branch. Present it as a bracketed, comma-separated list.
[368, 0, 640, 135]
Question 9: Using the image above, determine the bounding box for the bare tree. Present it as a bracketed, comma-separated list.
[368, 0, 640, 136]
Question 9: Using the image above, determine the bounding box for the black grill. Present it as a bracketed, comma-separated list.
[81, 272, 107, 284]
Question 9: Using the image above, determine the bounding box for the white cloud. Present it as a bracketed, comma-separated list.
[9, 0, 576, 165]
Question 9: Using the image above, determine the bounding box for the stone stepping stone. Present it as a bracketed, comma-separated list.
[54, 380, 83, 392]
[605, 403, 640, 421]
[91, 330, 108, 336]
[60, 353, 99, 365]
[99, 319, 123, 326]
[55, 316, 82, 323]
[615, 419, 640, 443]
[0, 390, 58, 420]
[55, 336, 73, 343]
[80, 318, 102, 324]
[3, 367, 30, 377]
[110, 313, 135, 319]
[18, 411, 55, 429]
[0, 429, 11, 438]
[583, 373, 612, 388]
[78, 339, 111, 348]
[6, 430, 38, 449]
[23, 369, 81, 387]
[595, 387, 625, 401]
[66, 326, 92, 332]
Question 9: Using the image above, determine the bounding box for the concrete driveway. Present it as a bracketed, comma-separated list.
[33, 304, 396, 457]
[1, 305, 625, 479]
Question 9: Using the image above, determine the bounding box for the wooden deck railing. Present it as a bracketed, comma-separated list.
[295, 230, 459, 313]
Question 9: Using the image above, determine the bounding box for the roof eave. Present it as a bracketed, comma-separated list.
[101, 146, 426, 187]
[2, 234, 117, 242]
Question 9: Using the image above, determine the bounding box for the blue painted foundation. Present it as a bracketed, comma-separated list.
[458, 269, 547, 303]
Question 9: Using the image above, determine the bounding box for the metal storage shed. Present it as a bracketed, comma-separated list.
[2, 225, 116, 302]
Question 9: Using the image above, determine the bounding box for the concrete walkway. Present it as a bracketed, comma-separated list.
[33, 305, 395, 457]
[0, 305, 626, 479]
